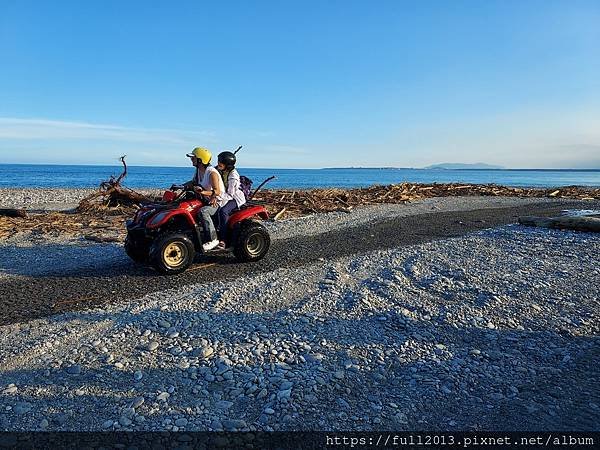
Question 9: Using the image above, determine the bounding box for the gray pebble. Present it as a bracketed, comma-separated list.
[201, 346, 214, 358]
[215, 400, 233, 410]
[119, 416, 132, 427]
[131, 396, 145, 408]
[222, 419, 246, 431]
[65, 365, 81, 375]
[14, 402, 33, 414]
[174, 418, 188, 427]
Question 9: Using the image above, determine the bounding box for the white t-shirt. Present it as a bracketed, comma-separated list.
[194, 166, 227, 207]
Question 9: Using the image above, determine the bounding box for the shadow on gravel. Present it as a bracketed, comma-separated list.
[0, 242, 251, 279]
[1, 306, 598, 431]
[0, 243, 135, 278]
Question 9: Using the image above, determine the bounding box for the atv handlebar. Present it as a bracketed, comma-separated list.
[167, 186, 211, 204]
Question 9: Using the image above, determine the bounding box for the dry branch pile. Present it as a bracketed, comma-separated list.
[1, 181, 598, 241]
[0, 211, 126, 241]
[77, 156, 151, 212]
[0, 156, 151, 241]
[254, 183, 600, 219]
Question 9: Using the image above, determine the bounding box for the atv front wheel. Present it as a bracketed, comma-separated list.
[149, 233, 195, 274]
[233, 221, 270, 262]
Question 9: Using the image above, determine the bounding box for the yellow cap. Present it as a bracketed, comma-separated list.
[186, 147, 212, 165]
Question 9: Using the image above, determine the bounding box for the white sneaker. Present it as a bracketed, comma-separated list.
[202, 239, 220, 252]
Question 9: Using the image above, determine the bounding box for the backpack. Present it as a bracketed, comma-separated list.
[239, 175, 253, 200]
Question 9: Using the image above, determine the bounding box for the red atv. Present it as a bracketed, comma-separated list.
[125, 186, 270, 274]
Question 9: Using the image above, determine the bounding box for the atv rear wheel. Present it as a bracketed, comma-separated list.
[149, 233, 195, 274]
[233, 221, 270, 262]
[124, 234, 149, 264]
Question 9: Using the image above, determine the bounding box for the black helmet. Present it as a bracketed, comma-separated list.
[218, 151, 236, 168]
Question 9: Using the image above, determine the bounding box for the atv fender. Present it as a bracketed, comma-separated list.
[146, 210, 196, 229]
[228, 206, 269, 229]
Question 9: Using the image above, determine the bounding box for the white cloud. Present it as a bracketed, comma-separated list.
[0, 117, 217, 145]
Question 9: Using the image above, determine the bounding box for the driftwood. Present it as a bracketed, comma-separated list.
[250, 175, 276, 200]
[253, 183, 600, 218]
[77, 156, 151, 211]
[1, 182, 599, 241]
[519, 216, 600, 233]
[0, 208, 27, 218]
[273, 207, 287, 221]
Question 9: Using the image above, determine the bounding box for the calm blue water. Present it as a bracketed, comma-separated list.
[1, 164, 599, 189]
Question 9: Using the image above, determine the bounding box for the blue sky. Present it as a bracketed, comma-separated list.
[1, 0, 599, 168]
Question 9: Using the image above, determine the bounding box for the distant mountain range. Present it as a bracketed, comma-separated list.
[322, 163, 505, 170]
[424, 163, 505, 170]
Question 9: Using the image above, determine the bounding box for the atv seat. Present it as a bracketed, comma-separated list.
[230, 200, 264, 214]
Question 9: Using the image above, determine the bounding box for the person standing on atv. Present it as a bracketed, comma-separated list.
[215, 151, 246, 247]
[175, 147, 226, 251]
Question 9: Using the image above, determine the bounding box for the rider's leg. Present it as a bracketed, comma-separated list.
[217, 200, 238, 243]
[199, 205, 219, 243]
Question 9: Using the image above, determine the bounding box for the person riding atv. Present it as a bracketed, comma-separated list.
[170, 146, 223, 203]
[212, 150, 247, 249]
[124, 147, 270, 274]
[174, 147, 226, 252]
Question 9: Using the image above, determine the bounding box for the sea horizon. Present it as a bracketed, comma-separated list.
[1, 162, 599, 171]
[2, 163, 599, 189]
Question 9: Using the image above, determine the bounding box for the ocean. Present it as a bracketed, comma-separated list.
[1, 164, 599, 189]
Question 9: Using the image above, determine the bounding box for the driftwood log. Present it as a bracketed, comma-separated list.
[519, 216, 600, 233]
[0, 208, 27, 218]
[273, 207, 287, 221]
[77, 156, 151, 211]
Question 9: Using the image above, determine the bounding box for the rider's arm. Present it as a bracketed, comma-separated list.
[210, 171, 223, 196]
[196, 171, 223, 197]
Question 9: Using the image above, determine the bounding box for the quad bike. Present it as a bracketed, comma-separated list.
[124, 186, 270, 274]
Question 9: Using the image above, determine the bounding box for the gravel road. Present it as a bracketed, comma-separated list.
[0, 197, 598, 431]
[0, 199, 595, 325]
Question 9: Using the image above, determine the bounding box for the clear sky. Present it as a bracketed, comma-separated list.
[1, 0, 599, 168]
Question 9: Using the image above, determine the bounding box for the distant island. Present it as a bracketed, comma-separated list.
[322, 163, 504, 170]
[321, 167, 411, 170]
[425, 163, 505, 170]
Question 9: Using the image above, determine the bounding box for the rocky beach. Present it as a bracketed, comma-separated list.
[0, 189, 599, 432]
